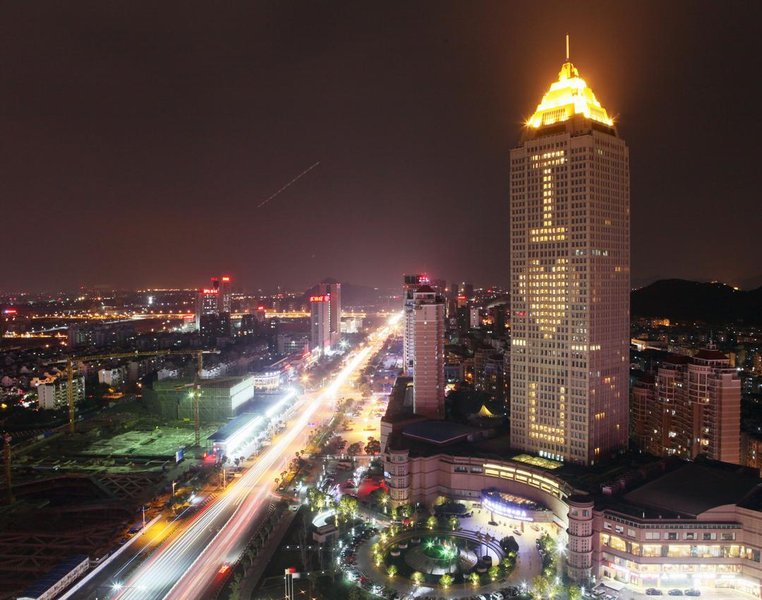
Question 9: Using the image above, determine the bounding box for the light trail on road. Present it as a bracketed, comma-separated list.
[113, 316, 399, 600]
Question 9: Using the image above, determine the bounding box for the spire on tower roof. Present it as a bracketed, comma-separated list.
[526, 43, 614, 130]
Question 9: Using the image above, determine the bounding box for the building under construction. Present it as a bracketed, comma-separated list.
[143, 375, 257, 422]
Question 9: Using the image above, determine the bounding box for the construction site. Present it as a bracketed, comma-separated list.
[0, 345, 285, 598]
[0, 394, 217, 597]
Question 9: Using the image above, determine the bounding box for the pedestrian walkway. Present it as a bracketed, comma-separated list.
[239, 508, 299, 599]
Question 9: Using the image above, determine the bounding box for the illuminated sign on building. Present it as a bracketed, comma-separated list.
[309, 295, 330, 303]
[200, 288, 219, 294]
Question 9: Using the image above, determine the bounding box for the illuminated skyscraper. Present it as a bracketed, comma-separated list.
[310, 293, 331, 353]
[196, 275, 233, 336]
[402, 274, 423, 375]
[196, 285, 219, 330]
[509, 46, 629, 465]
[411, 286, 445, 418]
[217, 275, 233, 314]
[317, 280, 341, 346]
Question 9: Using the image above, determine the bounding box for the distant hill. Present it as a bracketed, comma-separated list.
[631, 279, 762, 324]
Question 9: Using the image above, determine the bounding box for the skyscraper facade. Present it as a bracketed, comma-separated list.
[509, 54, 630, 465]
[196, 285, 219, 331]
[310, 293, 331, 353]
[317, 280, 341, 346]
[217, 275, 233, 314]
[411, 286, 445, 418]
[402, 274, 423, 375]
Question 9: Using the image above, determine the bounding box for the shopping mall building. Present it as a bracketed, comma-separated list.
[382, 417, 762, 597]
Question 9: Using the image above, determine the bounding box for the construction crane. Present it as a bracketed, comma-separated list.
[3, 433, 12, 504]
[63, 349, 218, 446]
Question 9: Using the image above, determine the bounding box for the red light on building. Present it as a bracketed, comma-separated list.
[2, 309, 17, 315]
[257, 305, 265, 311]
[514, 310, 526, 317]
[221, 276, 231, 282]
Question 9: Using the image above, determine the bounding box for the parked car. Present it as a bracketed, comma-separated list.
[646, 590, 664, 596]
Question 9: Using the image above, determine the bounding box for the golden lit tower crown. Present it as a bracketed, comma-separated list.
[527, 37, 613, 130]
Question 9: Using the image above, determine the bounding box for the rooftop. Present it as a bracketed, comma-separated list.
[694, 349, 729, 361]
[208, 412, 262, 442]
[401, 420, 477, 445]
[621, 461, 762, 517]
[527, 48, 613, 130]
[18, 554, 89, 598]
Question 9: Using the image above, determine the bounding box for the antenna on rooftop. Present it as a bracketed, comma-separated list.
[566, 34, 570, 62]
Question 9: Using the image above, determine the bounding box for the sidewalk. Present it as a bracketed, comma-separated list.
[239, 508, 300, 599]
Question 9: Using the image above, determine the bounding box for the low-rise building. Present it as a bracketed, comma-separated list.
[98, 367, 126, 387]
[383, 422, 762, 597]
[36, 376, 85, 410]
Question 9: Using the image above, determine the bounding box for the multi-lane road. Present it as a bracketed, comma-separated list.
[71, 316, 399, 600]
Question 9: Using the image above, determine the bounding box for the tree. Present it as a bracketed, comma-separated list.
[426, 515, 438, 530]
[387, 564, 397, 577]
[469, 572, 480, 585]
[567, 585, 583, 600]
[411, 571, 424, 586]
[364, 439, 381, 454]
[448, 516, 459, 531]
[439, 573, 453, 588]
[227, 572, 242, 600]
[488, 565, 499, 581]
[337, 495, 359, 521]
[531, 575, 548, 599]
[347, 587, 363, 600]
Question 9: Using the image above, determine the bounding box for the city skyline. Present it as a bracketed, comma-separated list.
[3, 6, 762, 599]
[1, 1, 760, 292]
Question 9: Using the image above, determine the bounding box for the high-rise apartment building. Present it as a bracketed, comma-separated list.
[196, 275, 233, 335]
[632, 349, 741, 463]
[402, 274, 423, 375]
[196, 285, 219, 330]
[510, 51, 630, 464]
[310, 293, 332, 353]
[317, 280, 341, 346]
[217, 275, 233, 314]
[411, 286, 445, 419]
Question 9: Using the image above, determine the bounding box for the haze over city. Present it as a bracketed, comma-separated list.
[1, 1, 760, 292]
[2, 3, 762, 600]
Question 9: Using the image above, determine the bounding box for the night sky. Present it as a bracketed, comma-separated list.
[1, 1, 760, 293]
